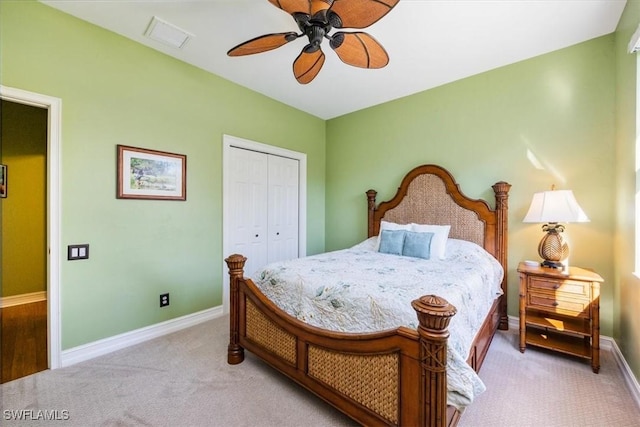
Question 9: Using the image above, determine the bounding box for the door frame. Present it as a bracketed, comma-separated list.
[1, 85, 62, 369]
[222, 134, 307, 314]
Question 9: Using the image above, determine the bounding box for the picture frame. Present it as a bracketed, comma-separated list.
[0, 164, 6, 198]
[116, 145, 186, 200]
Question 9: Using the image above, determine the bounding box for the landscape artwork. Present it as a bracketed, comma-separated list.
[116, 145, 186, 200]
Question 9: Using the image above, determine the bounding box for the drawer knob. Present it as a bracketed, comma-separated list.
[553, 284, 560, 290]
[552, 302, 559, 307]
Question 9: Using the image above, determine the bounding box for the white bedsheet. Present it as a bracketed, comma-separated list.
[253, 238, 504, 409]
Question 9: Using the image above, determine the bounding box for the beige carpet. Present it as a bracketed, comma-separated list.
[1, 315, 639, 426]
[458, 329, 640, 427]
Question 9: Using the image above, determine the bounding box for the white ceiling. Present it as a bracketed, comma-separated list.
[42, 0, 627, 120]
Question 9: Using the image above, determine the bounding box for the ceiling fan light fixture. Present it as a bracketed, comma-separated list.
[327, 11, 342, 28]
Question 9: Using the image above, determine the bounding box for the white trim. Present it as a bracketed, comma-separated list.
[507, 315, 519, 330]
[508, 316, 640, 407]
[0, 85, 62, 370]
[61, 306, 223, 367]
[0, 291, 47, 308]
[221, 134, 307, 315]
[606, 336, 640, 409]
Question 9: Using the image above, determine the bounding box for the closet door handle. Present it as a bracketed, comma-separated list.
[276, 232, 280, 236]
[255, 234, 259, 238]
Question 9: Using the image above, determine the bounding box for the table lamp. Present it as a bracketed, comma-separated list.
[523, 189, 589, 268]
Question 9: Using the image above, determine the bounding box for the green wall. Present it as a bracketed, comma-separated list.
[326, 36, 617, 337]
[0, 1, 326, 349]
[615, 0, 640, 384]
[0, 101, 47, 297]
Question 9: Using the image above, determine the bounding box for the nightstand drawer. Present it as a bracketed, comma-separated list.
[527, 292, 591, 317]
[528, 277, 590, 298]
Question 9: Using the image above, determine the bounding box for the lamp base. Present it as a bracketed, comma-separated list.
[541, 260, 564, 269]
[537, 224, 569, 270]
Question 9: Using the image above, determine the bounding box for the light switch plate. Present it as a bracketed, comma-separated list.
[68, 244, 89, 260]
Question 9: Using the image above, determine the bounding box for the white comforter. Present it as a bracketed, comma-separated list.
[253, 238, 504, 409]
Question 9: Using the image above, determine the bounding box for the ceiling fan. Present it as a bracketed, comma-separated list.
[227, 0, 400, 84]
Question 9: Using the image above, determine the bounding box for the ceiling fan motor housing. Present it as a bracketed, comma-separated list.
[305, 25, 327, 51]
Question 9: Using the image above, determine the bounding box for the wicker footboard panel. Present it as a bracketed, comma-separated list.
[245, 299, 297, 365]
[243, 297, 403, 425]
[307, 345, 399, 424]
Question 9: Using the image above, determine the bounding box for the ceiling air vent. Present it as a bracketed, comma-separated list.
[144, 16, 193, 49]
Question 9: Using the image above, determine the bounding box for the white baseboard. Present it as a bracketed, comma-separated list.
[607, 336, 640, 409]
[61, 306, 224, 368]
[0, 291, 47, 308]
[507, 315, 640, 408]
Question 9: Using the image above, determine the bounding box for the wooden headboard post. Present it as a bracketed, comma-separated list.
[366, 189, 378, 238]
[492, 181, 511, 330]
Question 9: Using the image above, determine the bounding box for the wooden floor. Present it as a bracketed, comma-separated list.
[1, 300, 48, 383]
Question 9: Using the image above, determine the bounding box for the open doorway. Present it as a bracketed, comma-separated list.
[0, 85, 62, 376]
[1, 100, 48, 382]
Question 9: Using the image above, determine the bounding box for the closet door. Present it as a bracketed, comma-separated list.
[267, 155, 299, 264]
[228, 148, 268, 277]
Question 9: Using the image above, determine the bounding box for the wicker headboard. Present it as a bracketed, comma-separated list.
[366, 164, 511, 322]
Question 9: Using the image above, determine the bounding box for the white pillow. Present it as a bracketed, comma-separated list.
[410, 224, 451, 260]
[375, 220, 412, 251]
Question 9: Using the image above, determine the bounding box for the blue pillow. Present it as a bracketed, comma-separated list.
[378, 229, 406, 255]
[402, 231, 434, 259]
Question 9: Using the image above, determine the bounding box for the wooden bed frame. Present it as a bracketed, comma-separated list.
[225, 164, 511, 427]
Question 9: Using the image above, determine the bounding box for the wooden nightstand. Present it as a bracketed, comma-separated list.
[517, 262, 603, 373]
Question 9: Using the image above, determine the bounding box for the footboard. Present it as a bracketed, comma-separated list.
[226, 254, 457, 427]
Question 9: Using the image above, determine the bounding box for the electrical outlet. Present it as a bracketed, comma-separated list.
[160, 293, 170, 308]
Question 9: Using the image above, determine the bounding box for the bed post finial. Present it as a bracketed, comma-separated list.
[411, 295, 457, 427]
[492, 181, 511, 330]
[366, 189, 377, 238]
[225, 254, 247, 365]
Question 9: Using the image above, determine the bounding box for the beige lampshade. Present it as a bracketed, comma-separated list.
[523, 190, 589, 224]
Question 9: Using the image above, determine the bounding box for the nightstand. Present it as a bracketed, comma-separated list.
[517, 262, 603, 373]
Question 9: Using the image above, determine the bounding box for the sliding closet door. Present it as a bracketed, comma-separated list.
[267, 155, 299, 264]
[227, 148, 268, 277]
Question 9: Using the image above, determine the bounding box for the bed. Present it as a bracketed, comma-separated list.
[225, 164, 511, 427]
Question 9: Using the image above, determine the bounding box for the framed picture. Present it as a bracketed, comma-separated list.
[117, 145, 186, 200]
[0, 164, 6, 198]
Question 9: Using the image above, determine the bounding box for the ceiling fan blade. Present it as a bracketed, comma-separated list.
[310, 0, 333, 18]
[227, 32, 298, 56]
[330, 32, 389, 68]
[328, 0, 399, 29]
[293, 46, 325, 84]
[268, 0, 311, 15]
